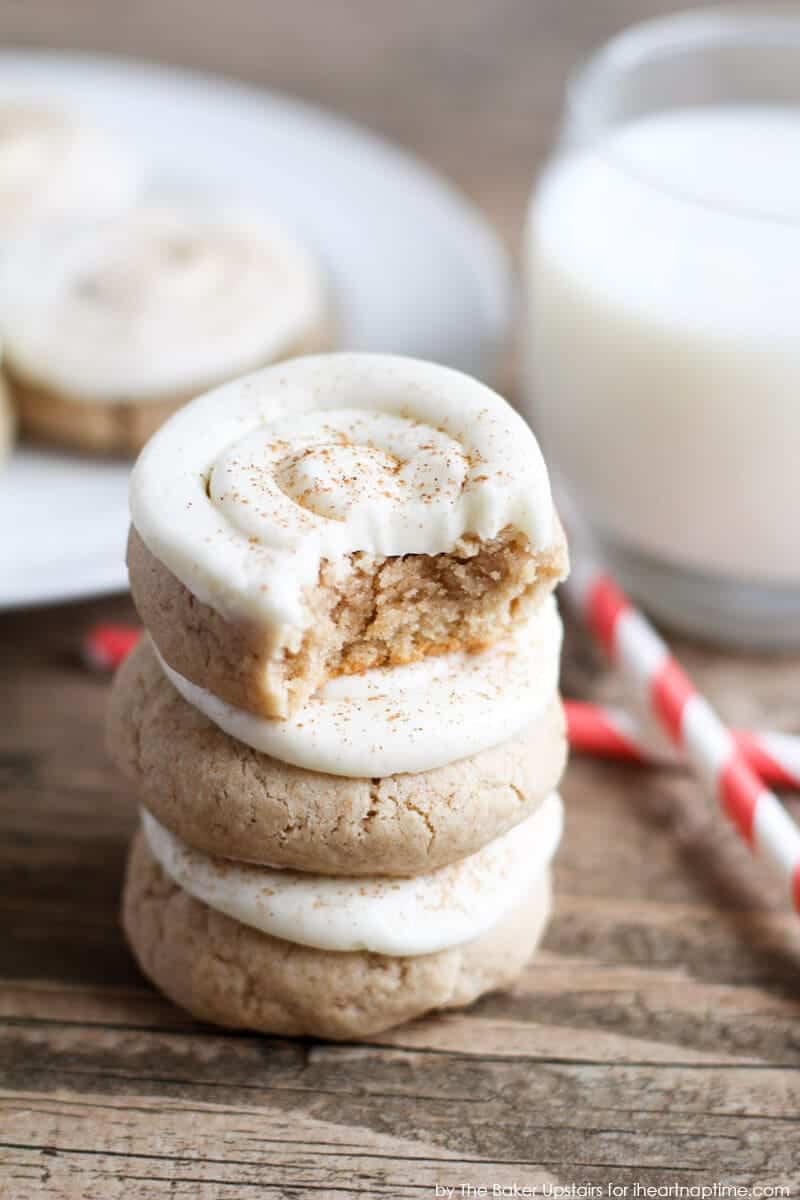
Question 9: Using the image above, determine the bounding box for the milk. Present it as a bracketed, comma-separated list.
[526, 106, 800, 584]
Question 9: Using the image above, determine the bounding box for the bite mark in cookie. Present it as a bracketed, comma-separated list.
[128, 353, 568, 715]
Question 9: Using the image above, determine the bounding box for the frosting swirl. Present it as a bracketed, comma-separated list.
[0, 102, 139, 237]
[142, 791, 563, 956]
[131, 353, 556, 627]
[2, 206, 328, 400]
[156, 597, 562, 776]
[211, 409, 471, 553]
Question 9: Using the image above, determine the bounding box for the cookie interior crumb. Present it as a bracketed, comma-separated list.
[128, 522, 567, 717]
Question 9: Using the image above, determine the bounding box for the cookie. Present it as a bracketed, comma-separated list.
[3, 206, 334, 454]
[123, 828, 552, 1040]
[0, 371, 14, 460]
[10, 384, 185, 456]
[128, 353, 568, 718]
[107, 636, 567, 874]
[145, 593, 563, 778]
[141, 791, 562, 955]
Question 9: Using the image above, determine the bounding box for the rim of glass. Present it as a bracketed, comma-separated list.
[563, 6, 800, 226]
[567, 4, 800, 130]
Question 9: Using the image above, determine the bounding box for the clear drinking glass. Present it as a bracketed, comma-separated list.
[524, 7, 800, 648]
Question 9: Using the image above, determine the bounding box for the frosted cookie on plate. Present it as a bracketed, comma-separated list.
[107, 622, 567, 875]
[127, 353, 568, 718]
[0, 100, 139, 240]
[122, 792, 562, 1040]
[2, 206, 333, 453]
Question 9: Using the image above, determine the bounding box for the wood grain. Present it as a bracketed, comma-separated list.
[2, 1, 800, 1195]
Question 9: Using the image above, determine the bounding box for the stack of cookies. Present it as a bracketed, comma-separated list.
[108, 352, 569, 1040]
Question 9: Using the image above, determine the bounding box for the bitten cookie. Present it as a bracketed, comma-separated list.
[107, 634, 567, 875]
[128, 353, 568, 718]
[123, 828, 553, 1040]
[3, 206, 333, 454]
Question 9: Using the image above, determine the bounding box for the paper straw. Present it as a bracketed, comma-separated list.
[565, 698, 800, 789]
[563, 558, 800, 913]
[83, 623, 141, 671]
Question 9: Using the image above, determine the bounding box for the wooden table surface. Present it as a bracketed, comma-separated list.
[3, 2, 800, 1195]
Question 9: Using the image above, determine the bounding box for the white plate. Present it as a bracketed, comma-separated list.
[0, 50, 510, 610]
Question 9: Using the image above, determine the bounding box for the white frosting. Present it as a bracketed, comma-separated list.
[0, 102, 139, 238]
[142, 791, 563, 956]
[130, 353, 556, 628]
[157, 596, 562, 776]
[1, 205, 327, 400]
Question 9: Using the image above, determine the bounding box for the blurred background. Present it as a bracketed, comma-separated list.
[2, 0, 798, 666]
[0, 0, 704, 255]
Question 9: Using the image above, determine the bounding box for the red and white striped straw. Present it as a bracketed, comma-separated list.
[563, 557, 800, 913]
[564, 698, 800, 790]
[83, 623, 141, 671]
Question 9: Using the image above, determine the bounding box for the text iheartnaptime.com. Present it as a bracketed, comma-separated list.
[433, 1186, 791, 1200]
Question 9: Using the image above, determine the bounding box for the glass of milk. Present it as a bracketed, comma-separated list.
[525, 9, 800, 648]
